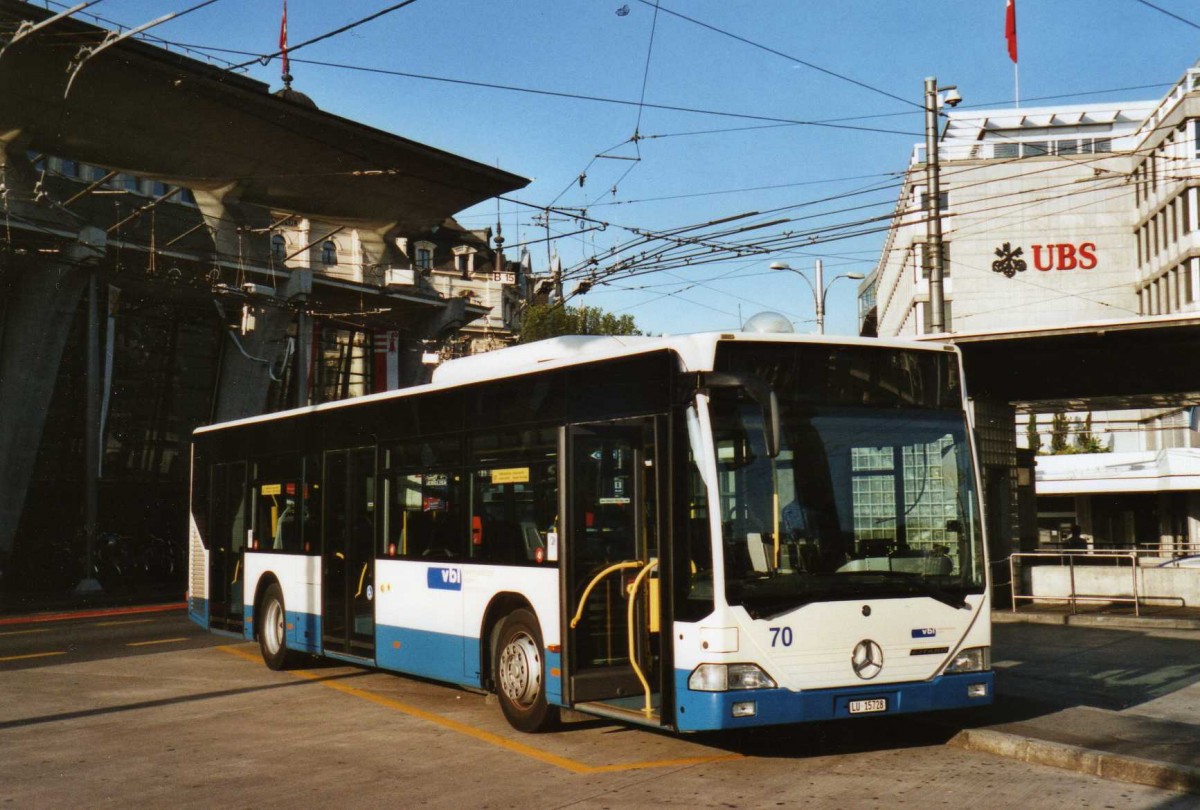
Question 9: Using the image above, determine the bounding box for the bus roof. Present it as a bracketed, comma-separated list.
[195, 329, 957, 435]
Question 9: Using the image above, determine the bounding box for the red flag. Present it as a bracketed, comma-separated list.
[280, 0, 290, 77]
[1005, 0, 1018, 63]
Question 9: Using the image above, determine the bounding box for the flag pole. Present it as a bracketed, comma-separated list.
[1006, 0, 1019, 107]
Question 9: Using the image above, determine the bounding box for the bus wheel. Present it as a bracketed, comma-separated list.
[494, 609, 559, 733]
[259, 583, 299, 670]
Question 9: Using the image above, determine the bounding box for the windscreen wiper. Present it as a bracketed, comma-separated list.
[899, 577, 969, 610]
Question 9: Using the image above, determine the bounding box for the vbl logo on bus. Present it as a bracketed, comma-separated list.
[427, 566, 462, 591]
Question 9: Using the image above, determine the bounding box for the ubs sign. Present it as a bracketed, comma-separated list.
[992, 242, 1098, 278]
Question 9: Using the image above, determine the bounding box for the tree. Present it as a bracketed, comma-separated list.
[1025, 415, 1043, 454]
[1050, 412, 1071, 453]
[517, 303, 643, 343]
[1073, 412, 1106, 454]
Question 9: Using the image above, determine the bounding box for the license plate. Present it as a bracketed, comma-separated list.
[849, 698, 887, 714]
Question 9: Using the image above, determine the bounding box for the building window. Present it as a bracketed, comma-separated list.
[994, 142, 1018, 159]
[272, 234, 287, 261]
[456, 253, 470, 279]
[322, 240, 338, 266]
[1022, 142, 1049, 157]
[414, 240, 436, 272]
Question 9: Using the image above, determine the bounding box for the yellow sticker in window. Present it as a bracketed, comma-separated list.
[261, 484, 282, 496]
[491, 467, 530, 484]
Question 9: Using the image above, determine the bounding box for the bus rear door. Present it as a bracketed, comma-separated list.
[321, 447, 376, 660]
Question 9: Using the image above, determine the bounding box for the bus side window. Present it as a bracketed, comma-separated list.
[386, 471, 465, 559]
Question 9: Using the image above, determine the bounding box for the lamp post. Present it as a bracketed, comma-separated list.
[770, 260, 865, 334]
[924, 77, 961, 334]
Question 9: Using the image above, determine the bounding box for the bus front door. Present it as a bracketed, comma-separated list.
[208, 461, 247, 634]
[565, 419, 663, 720]
[321, 447, 376, 660]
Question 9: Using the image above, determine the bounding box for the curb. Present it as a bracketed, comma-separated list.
[950, 727, 1200, 795]
[993, 612, 1200, 631]
[0, 602, 186, 627]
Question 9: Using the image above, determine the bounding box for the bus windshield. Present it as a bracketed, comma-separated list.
[710, 342, 985, 618]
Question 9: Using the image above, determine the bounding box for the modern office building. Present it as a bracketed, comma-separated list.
[860, 62, 1200, 552]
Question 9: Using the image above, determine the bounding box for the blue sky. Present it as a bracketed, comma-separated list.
[57, 0, 1200, 335]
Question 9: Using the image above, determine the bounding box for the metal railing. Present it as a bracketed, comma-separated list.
[1009, 551, 1141, 616]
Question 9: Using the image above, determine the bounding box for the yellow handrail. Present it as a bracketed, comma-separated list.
[568, 560, 643, 630]
[626, 558, 659, 718]
[354, 563, 369, 598]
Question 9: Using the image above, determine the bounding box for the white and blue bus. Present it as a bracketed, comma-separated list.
[188, 327, 992, 733]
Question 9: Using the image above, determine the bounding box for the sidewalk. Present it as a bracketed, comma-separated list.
[945, 606, 1200, 794]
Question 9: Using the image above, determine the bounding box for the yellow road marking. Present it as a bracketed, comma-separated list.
[96, 619, 154, 627]
[215, 645, 742, 774]
[0, 651, 66, 663]
[127, 637, 188, 647]
[0, 628, 49, 637]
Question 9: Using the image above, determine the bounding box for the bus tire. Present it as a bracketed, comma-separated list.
[494, 609, 559, 733]
[259, 583, 300, 670]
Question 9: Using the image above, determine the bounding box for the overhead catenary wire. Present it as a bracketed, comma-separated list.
[226, 0, 421, 72]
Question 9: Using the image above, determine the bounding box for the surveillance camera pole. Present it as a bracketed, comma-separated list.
[924, 76, 946, 334]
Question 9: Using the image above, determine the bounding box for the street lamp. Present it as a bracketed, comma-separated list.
[770, 260, 865, 334]
[924, 77, 961, 334]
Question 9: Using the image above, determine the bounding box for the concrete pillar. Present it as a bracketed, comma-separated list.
[211, 269, 310, 422]
[0, 139, 106, 560]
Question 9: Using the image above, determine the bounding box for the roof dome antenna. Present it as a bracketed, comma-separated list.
[742, 311, 795, 334]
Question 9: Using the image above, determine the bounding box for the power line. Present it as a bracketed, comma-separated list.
[634, 0, 920, 110]
[1133, 0, 1200, 31]
[227, 0, 421, 72]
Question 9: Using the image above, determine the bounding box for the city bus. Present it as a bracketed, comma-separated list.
[188, 325, 993, 733]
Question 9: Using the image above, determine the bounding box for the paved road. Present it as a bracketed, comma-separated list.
[0, 608, 1195, 808]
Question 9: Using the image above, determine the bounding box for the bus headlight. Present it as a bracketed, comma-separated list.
[944, 646, 990, 674]
[688, 663, 777, 692]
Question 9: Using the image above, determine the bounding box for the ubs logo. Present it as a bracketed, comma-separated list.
[993, 241, 1098, 278]
[851, 639, 884, 680]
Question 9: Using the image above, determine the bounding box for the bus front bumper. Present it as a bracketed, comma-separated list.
[673, 670, 994, 732]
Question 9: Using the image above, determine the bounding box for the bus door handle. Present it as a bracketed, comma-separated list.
[569, 560, 644, 629]
[625, 559, 660, 718]
[231, 559, 240, 585]
[354, 563, 369, 598]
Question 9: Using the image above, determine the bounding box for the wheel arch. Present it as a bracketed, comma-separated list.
[251, 572, 282, 641]
[478, 591, 536, 691]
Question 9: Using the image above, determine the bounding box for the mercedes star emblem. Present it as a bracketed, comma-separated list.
[851, 639, 884, 680]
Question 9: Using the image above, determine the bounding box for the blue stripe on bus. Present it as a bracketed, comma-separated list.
[190, 603, 562, 706]
[243, 604, 255, 640]
[672, 670, 995, 732]
[545, 650, 563, 705]
[376, 625, 481, 687]
[286, 610, 322, 652]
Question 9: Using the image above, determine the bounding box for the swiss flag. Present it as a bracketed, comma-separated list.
[280, 1, 290, 76]
[1005, 0, 1018, 63]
